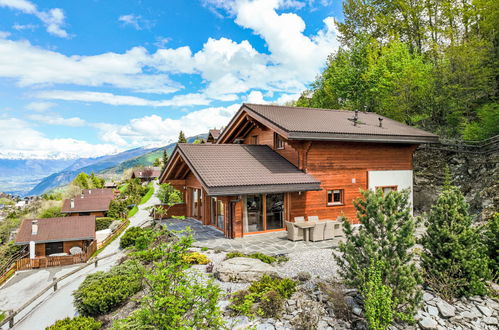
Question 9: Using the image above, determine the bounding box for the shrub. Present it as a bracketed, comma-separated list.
[95, 217, 113, 231]
[73, 260, 143, 316]
[335, 189, 422, 323]
[120, 227, 152, 249]
[201, 247, 209, 252]
[484, 213, 499, 278]
[362, 260, 394, 330]
[107, 199, 128, 219]
[46, 316, 101, 330]
[421, 185, 492, 297]
[182, 252, 210, 265]
[229, 275, 297, 318]
[38, 206, 63, 218]
[297, 271, 311, 282]
[225, 251, 288, 264]
[112, 232, 224, 329]
[318, 281, 353, 321]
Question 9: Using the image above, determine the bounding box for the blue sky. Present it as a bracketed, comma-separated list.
[0, 0, 343, 159]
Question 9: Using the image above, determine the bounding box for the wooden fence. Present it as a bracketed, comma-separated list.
[14, 241, 97, 272]
[419, 135, 499, 154]
[97, 219, 129, 250]
[0, 249, 29, 287]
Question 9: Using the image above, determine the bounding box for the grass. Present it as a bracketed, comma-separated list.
[118, 183, 129, 194]
[139, 184, 154, 205]
[128, 206, 138, 218]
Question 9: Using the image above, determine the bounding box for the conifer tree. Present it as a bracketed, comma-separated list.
[161, 150, 169, 170]
[421, 185, 492, 297]
[336, 189, 422, 323]
[178, 131, 187, 143]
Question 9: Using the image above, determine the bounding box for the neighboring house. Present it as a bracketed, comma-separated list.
[15, 216, 96, 258]
[131, 167, 162, 182]
[206, 129, 221, 143]
[160, 103, 438, 239]
[104, 181, 117, 188]
[82, 188, 116, 198]
[61, 196, 112, 217]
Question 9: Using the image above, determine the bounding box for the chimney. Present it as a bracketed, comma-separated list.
[379, 117, 383, 127]
[354, 110, 359, 120]
[31, 220, 38, 235]
[70, 199, 75, 209]
[89, 190, 92, 195]
[81, 193, 84, 198]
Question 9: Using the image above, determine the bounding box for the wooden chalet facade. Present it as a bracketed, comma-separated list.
[160, 104, 438, 239]
[131, 167, 162, 182]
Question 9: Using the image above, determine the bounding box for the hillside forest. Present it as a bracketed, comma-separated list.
[297, 0, 498, 140]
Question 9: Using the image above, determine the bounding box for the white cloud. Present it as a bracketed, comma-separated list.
[13, 23, 37, 30]
[0, 0, 68, 37]
[36, 90, 212, 107]
[25, 101, 55, 111]
[0, 39, 180, 93]
[0, 31, 11, 38]
[118, 14, 154, 30]
[244, 90, 267, 104]
[98, 104, 240, 147]
[274, 92, 301, 104]
[0, 118, 118, 159]
[28, 114, 87, 126]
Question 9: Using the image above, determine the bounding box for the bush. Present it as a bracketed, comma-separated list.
[230, 275, 297, 318]
[335, 189, 422, 323]
[107, 199, 128, 219]
[484, 213, 499, 278]
[46, 316, 101, 330]
[318, 281, 353, 321]
[95, 217, 113, 231]
[120, 227, 152, 249]
[38, 206, 62, 218]
[182, 252, 210, 265]
[362, 260, 394, 330]
[73, 260, 143, 316]
[112, 231, 224, 329]
[421, 185, 492, 298]
[225, 251, 289, 264]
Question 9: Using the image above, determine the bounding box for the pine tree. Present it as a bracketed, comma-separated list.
[162, 150, 169, 170]
[421, 185, 491, 298]
[178, 131, 187, 143]
[335, 189, 422, 323]
[484, 213, 498, 277]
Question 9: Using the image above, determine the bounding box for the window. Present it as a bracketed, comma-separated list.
[327, 189, 344, 206]
[251, 135, 258, 144]
[376, 186, 397, 196]
[274, 133, 284, 149]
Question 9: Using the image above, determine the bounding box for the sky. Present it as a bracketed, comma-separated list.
[0, 0, 343, 159]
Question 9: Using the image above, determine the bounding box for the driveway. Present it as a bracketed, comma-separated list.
[0, 181, 159, 330]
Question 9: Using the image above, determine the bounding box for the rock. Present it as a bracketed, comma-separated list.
[477, 305, 493, 317]
[427, 305, 439, 316]
[214, 257, 277, 282]
[436, 300, 456, 318]
[483, 317, 498, 325]
[461, 309, 481, 319]
[231, 315, 251, 329]
[256, 323, 275, 330]
[353, 307, 363, 316]
[423, 292, 435, 302]
[419, 317, 438, 329]
[217, 300, 230, 311]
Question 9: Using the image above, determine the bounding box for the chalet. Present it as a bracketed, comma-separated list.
[206, 129, 221, 143]
[131, 167, 162, 182]
[61, 196, 112, 217]
[160, 103, 438, 239]
[15, 216, 96, 258]
[82, 188, 116, 198]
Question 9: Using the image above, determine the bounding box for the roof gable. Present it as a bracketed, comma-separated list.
[16, 216, 96, 244]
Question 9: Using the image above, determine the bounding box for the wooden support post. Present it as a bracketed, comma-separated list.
[94, 259, 98, 267]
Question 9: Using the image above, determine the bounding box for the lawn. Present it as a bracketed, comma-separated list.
[139, 184, 154, 205]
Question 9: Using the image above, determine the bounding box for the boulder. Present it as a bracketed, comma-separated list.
[477, 305, 492, 317]
[436, 300, 456, 318]
[214, 257, 277, 282]
[419, 317, 438, 329]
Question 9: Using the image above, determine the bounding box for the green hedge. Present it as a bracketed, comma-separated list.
[120, 227, 152, 249]
[46, 316, 101, 330]
[73, 260, 143, 317]
[95, 217, 114, 231]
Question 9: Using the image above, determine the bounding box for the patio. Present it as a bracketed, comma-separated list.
[160, 218, 343, 255]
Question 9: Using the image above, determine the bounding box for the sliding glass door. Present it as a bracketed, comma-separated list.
[244, 193, 285, 233]
[246, 194, 264, 233]
[266, 193, 284, 230]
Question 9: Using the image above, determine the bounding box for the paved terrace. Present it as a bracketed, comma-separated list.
[160, 218, 343, 255]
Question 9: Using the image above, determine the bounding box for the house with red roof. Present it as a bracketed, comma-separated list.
[160, 103, 438, 239]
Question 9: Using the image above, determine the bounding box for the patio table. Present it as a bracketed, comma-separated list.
[293, 222, 316, 242]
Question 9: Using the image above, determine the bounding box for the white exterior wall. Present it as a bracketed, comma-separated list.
[368, 170, 413, 210]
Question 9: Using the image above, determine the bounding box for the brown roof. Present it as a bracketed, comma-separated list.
[82, 188, 115, 198]
[220, 103, 439, 144]
[61, 196, 111, 213]
[168, 144, 321, 196]
[132, 167, 161, 179]
[15, 216, 96, 244]
[208, 129, 221, 140]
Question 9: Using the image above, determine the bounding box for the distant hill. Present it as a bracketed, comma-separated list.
[28, 146, 161, 196]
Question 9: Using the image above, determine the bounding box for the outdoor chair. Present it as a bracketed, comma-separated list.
[286, 221, 304, 241]
[333, 216, 344, 236]
[294, 216, 305, 223]
[323, 221, 335, 240]
[310, 221, 326, 242]
[308, 216, 319, 223]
